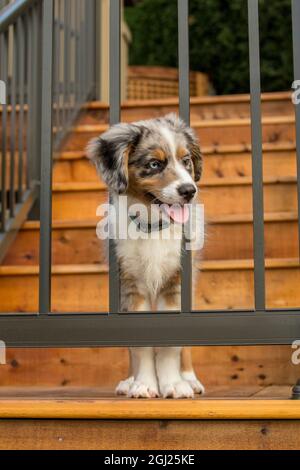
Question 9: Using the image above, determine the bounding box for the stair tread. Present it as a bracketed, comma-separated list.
[19, 211, 298, 231]
[56, 141, 297, 161]
[0, 384, 290, 399]
[51, 175, 297, 192]
[85, 91, 292, 109]
[0, 258, 298, 276]
[72, 115, 296, 134]
[0, 385, 297, 420]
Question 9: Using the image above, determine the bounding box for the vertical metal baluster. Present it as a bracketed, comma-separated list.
[17, 16, 24, 202]
[248, 0, 265, 311]
[292, 0, 300, 259]
[1, 32, 8, 232]
[65, 0, 70, 127]
[26, 10, 32, 189]
[9, 24, 17, 218]
[95, 0, 101, 100]
[63, 0, 67, 133]
[55, 0, 60, 146]
[92, 0, 97, 97]
[109, 0, 121, 313]
[80, 0, 84, 102]
[32, 6, 39, 183]
[79, 0, 83, 103]
[84, 0, 88, 98]
[77, 0, 81, 107]
[39, 0, 55, 315]
[74, 0, 78, 110]
[178, 0, 191, 313]
[82, 0, 85, 100]
[30, 5, 41, 187]
[69, 0, 72, 118]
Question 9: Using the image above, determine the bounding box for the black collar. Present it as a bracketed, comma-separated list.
[129, 214, 171, 233]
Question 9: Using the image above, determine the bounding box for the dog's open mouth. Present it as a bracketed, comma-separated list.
[148, 194, 190, 224]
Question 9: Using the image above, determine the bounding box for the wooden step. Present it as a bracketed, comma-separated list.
[0, 259, 299, 313]
[0, 385, 299, 450]
[0, 386, 297, 420]
[79, 91, 293, 124]
[1, 219, 104, 266]
[53, 144, 297, 183]
[2, 212, 298, 266]
[50, 178, 297, 220]
[62, 116, 296, 151]
[1, 413, 300, 450]
[0, 91, 293, 122]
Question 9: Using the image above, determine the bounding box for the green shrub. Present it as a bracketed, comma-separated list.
[125, 0, 293, 95]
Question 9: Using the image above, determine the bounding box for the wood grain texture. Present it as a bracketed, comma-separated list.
[49, 180, 297, 219]
[1, 419, 300, 450]
[3, 214, 298, 265]
[56, 141, 297, 161]
[52, 149, 297, 183]
[1, 260, 299, 312]
[0, 346, 298, 390]
[0, 397, 299, 420]
[64, 119, 295, 150]
[79, 91, 293, 125]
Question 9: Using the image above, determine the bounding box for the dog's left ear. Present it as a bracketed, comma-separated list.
[87, 123, 142, 193]
[189, 139, 203, 182]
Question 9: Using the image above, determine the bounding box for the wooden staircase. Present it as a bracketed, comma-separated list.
[0, 92, 300, 449]
[1, 91, 299, 312]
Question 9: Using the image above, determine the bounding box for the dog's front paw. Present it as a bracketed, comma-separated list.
[181, 371, 205, 395]
[160, 380, 194, 399]
[128, 379, 159, 398]
[115, 376, 135, 396]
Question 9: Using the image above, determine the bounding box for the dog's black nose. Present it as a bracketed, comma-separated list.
[177, 183, 196, 201]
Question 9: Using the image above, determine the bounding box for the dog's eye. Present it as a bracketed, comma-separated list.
[182, 156, 192, 167]
[148, 160, 162, 170]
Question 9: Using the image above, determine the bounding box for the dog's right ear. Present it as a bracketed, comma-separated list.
[87, 123, 142, 193]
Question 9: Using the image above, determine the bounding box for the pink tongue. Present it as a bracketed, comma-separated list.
[163, 204, 190, 224]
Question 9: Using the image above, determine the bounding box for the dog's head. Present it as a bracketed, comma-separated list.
[87, 114, 202, 220]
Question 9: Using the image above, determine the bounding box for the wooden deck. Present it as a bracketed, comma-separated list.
[0, 385, 298, 420]
[0, 385, 299, 449]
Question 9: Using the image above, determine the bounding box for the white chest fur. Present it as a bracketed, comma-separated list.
[115, 226, 182, 300]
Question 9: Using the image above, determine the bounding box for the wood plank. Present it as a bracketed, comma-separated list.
[56, 141, 297, 161]
[0, 398, 299, 420]
[0, 345, 298, 390]
[79, 91, 293, 125]
[0, 385, 265, 399]
[1, 419, 300, 450]
[72, 116, 296, 133]
[85, 91, 292, 108]
[50, 180, 298, 219]
[2, 223, 104, 266]
[63, 117, 296, 150]
[53, 148, 297, 183]
[3, 213, 297, 265]
[252, 385, 292, 399]
[0, 260, 299, 312]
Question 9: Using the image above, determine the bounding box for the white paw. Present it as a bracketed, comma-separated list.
[181, 371, 205, 395]
[128, 379, 159, 398]
[160, 380, 194, 399]
[115, 376, 134, 396]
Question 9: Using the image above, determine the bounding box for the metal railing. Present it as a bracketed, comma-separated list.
[0, 0, 300, 348]
[0, 0, 96, 262]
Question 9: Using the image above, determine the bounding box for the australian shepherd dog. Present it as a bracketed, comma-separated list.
[87, 113, 205, 398]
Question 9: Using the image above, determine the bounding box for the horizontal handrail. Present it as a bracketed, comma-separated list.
[0, 0, 35, 32]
